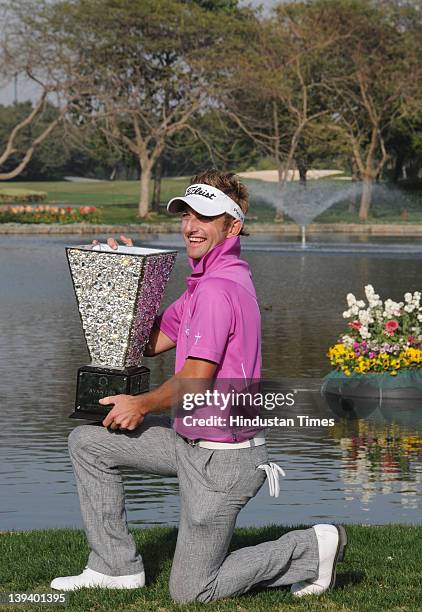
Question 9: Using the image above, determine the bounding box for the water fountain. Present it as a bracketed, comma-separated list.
[247, 179, 419, 252]
[248, 180, 358, 248]
[129, 178, 422, 257]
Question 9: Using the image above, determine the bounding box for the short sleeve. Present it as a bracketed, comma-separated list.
[186, 282, 233, 365]
[155, 291, 186, 343]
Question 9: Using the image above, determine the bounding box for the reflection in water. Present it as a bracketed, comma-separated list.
[1, 234, 422, 529]
[331, 420, 422, 510]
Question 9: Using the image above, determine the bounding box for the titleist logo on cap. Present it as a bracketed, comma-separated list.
[185, 186, 217, 200]
[231, 208, 243, 220]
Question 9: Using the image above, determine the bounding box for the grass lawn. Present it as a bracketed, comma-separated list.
[0, 179, 421, 226]
[0, 179, 189, 225]
[1, 524, 422, 611]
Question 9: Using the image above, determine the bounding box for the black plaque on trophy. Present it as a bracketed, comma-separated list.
[66, 244, 177, 420]
[73, 364, 150, 420]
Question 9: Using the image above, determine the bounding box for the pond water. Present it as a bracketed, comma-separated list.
[1, 232, 422, 530]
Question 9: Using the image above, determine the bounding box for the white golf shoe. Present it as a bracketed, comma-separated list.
[50, 566, 145, 591]
[291, 524, 347, 597]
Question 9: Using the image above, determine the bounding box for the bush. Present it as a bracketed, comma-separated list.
[0, 204, 100, 224]
[0, 188, 48, 203]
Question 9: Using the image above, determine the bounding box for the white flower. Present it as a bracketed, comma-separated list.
[343, 310, 351, 318]
[384, 299, 403, 318]
[346, 293, 356, 307]
[364, 285, 375, 299]
[356, 300, 366, 309]
[342, 335, 354, 347]
[358, 309, 373, 325]
[404, 292, 412, 303]
[404, 304, 415, 313]
[368, 293, 382, 308]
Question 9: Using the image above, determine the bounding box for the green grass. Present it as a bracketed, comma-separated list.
[0, 179, 189, 225]
[0, 178, 278, 225]
[0, 179, 421, 226]
[0, 179, 188, 206]
[1, 525, 422, 611]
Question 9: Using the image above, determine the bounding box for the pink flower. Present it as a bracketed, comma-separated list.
[348, 321, 362, 330]
[385, 320, 399, 335]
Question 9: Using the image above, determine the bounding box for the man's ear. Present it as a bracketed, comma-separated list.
[226, 219, 242, 238]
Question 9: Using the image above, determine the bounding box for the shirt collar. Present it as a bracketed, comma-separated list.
[188, 236, 241, 278]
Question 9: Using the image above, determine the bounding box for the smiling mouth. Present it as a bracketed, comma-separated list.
[187, 236, 207, 245]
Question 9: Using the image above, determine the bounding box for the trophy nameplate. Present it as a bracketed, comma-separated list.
[66, 244, 177, 420]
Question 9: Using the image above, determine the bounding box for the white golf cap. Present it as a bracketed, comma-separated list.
[167, 183, 245, 224]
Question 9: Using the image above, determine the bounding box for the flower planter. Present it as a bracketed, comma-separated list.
[325, 285, 422, 424]
[322, 369, 422, 425]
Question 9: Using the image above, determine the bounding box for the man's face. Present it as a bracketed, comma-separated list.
[181, 206, 232, 260]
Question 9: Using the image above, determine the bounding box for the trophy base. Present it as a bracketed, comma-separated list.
[70, 364, 150, 420]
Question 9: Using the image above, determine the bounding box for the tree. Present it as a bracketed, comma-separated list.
[0, 93, 67, 180]
[293, 117, 349, 185]
[384, 114, 422, 182]
[149, 0, 252, 205]
[163, 110, 260, 177]
[322, 0, 421, 220]
[220, 1, 348, 215]
[14, 0, 234, 216]
[0, 102, 70, 179]
[0, 0, 88, 180]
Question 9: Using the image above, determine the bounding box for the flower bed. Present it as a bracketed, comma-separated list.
[0, 205, 100, 224]
[327, 285, 422, 376]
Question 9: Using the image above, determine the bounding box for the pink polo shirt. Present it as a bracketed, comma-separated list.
[155, 236, 262, 442]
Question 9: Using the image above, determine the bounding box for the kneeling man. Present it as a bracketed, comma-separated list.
[51, 169, 347, 602]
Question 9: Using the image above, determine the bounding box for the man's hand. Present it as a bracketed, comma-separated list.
[100, 358, 217, 430]
[101, 394, 147, 431]
[92, 235, 134, 250]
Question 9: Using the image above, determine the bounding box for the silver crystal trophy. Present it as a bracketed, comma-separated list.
[66, 243, 177, 420]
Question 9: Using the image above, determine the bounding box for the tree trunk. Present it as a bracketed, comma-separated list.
[151, 156, 163, 213]
[349, 159, 358, 214]
[138, 162, 152, 217]
[393, 154, 404, 183]
[274, 163, 286, 222]
[297, 161, 307, 186]
[359, 175, 373, 221]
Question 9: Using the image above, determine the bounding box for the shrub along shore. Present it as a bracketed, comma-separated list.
[1, 178, 422, 230]
[1, 525, 422, 611]
[2, 222, 422, 236]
